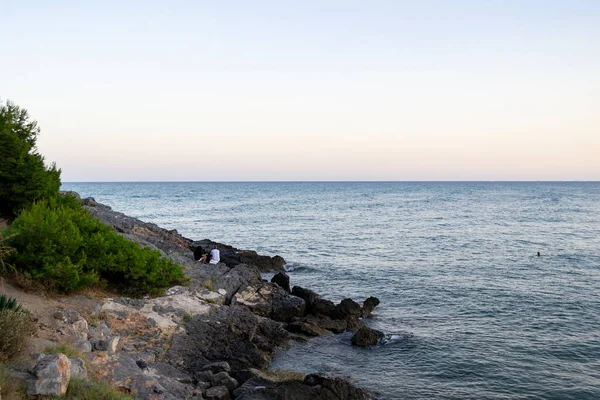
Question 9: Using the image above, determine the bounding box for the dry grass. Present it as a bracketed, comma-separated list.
[0, 310, 36, 363]
[0, 363, 28, 400]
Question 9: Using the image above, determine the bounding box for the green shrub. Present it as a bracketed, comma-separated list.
[0, 295, 23, 313]
[0, 100, 61, 218]
[6, 199, 187, 295]
[0, 310, 36, 362]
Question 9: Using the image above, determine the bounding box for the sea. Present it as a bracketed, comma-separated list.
[60, 182, 600, 400]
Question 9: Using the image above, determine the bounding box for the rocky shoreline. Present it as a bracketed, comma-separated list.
[16, 194, 384, 399]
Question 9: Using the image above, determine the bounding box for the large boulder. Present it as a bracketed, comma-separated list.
[351, 326, 384, 347]
[232, 282, 306, 323]
[26, 354, 71, 396]
[192, 240, 286, 272]
[332, 298, 362, 328]
[165, 305, 290, 373]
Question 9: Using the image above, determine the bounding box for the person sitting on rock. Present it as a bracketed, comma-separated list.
[209, 246, 220, 265]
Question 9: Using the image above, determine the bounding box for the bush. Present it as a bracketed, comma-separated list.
[6, 198, 187, 295]
[0, 309, 36, 362]
[0, 100, 61, 218]
[0, 295, 23, 313]
[0, 363, 28, 400]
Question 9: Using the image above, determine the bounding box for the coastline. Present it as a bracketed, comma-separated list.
[10, 193, 381, 399]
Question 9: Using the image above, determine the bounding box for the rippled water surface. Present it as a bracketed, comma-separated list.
[61, 182, 600, 399]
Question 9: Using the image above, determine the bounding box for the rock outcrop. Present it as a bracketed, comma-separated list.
[24, 194, 382, 399]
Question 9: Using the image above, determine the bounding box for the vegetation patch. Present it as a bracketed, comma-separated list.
[0, 309, 36, 362]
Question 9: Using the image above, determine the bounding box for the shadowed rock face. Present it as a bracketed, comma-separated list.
[165, 305, 290, 373]
[233, 375, 371, 400]
[192, 239, 287, 272]
[351, 326, 385, 347]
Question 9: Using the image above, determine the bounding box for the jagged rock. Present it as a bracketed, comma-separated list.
[206, 385, 230, 400]
[211, 371, 239, 392]
[165, 305, 289, 372]
[332, 298, 362, 328]
[230, 369, 260, 386]
[232, 283, 306, 323]
[270, 272, 290, 292]
[351, 326, 384, 347]
[26, 354, 71, 396]
[287, 321, 333, 336]
[291, 286, 320, 311]
[70, 357, 87, 379]
[303, 314, 347, 334]
[72, 339, 93, 353]
[361, 296, 380, 318]
[91, 336, 120, 353]
[233, 375, 370, 400]
[312, 298, 335, 317]
[192, 240, 286, 272]
[202, 361, 231, 374]
[53, 308, 89, 340]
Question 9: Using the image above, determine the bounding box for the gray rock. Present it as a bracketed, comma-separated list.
[91, 336, 120, 353]
[233, 282, 306, 323]
[211, 371, 239, 392]
[165, 305, 289, 372]
[69, 357, 87, 379]
[26, 354, 71, 396]
[72, 339, 93, 353]
[202, 361, 231, 373]
[206, 385, 230, 400]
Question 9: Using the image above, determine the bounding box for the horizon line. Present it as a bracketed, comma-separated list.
[61, 180, 600, 184]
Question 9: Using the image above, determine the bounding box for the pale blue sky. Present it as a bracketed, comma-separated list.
[2, 1, 599, 181]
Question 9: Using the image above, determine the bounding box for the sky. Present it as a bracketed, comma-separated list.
[1, 0, 599, 181]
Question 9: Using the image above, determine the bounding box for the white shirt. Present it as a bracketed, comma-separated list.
[210, 248, 220, 263]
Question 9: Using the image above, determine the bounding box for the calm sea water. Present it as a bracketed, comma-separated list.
[61, 182, 600, 400]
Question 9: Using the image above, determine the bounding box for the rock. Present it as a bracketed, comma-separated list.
[211, 371, 239, 392]
[70, 357, 88, 379]
[234, 375, 371, 400]
[287, 321, 332, 336]
[351, 326, 384, 347]
[361, 296, 380, 318]
[206, 385, 230, 400]
[26, 354, 71, 396]
[232, 283, 306, 323]
[270, 272, 290, 292]
[192, 240, 286, 272]
[72, 339, 93, 353]
[53, 308, 89, 340]
[230, 369, 260, 386]
[332, 298, 362, 328]
[165, 305, 289, 372]
[202, 361, 231, 374]
[302, 314, 347, 334]
[311, 298, 335, 317]
[291, 286, 320, 311]
[91, 336, 120, 353]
